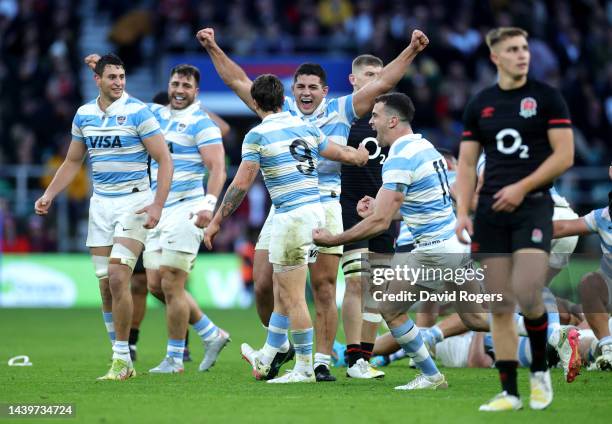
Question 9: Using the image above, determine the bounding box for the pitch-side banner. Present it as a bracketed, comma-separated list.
[165, 55, 353, 115]
[0, 254, 250, 308]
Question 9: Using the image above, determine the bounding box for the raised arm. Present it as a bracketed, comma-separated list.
[196, 28, 259, 115]
[352, 30, 429, 118]
[320, 140, 369, 166]
[34, 140, 87, 215]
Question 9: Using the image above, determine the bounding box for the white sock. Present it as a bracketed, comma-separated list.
[112, 341, 131, 362]
[314, 352, 331, 369]
[295, 353, 313, 373]
[260, 343, 278, 366]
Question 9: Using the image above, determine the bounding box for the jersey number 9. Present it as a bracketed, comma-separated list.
[290, 139, 315, 175]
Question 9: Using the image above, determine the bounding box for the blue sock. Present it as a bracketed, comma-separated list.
[266, 312, 289, 348]
[167, 339, 185, 363]
[103, 312, 115, 344]
[261, 312, 290, 364]
[193, 315, 218, 341]
[390, 319, 439, 376]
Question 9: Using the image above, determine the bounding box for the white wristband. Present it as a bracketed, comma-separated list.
[202, 194, 218, 212]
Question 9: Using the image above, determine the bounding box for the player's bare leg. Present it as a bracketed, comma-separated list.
[91, 246, 113, 345]
[129, 270, 147, 361]
[309, 253, 339, 380]
[253, 249, 274, 327]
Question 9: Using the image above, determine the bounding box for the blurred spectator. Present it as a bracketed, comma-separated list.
[108, 8, 152, 67]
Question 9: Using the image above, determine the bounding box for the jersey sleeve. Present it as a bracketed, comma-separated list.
[382, 155, 414, 187]
[134, 105, 162, 138]
[195, 118, 223, 148]
[461, 96, 482, 143]
[241, 131, 262, 164]
[71, 113, 84, 143]
[583, 209, 600, 233]
[545, 87, 572, 129]
[336, 94, 357, 124]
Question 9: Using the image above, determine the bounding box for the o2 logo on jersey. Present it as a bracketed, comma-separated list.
[495, 128, 529, 159]
[360, 137, 386, 164]
[290, 139, 315, 175]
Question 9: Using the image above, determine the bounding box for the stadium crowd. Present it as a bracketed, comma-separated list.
[0, 0, 611, 253]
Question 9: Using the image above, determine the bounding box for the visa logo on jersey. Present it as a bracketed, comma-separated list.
[86, 135, 123, 148]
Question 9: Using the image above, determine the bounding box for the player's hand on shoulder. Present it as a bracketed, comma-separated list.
[492, 182, 526, 212]
[455, 214, 473, 245]
[34, 194, 53, 215]
[312, 228, 334, 247]
[136, 203, 162, 229]
[196, 28, 216, 49]
[203, 221, 220, 250]
[409, 30, 429, 53]
[190, 210, 213, 229]
[356, 195, 375, 218]
[356, 143, 369, 166]
[84, 54, 100, 71]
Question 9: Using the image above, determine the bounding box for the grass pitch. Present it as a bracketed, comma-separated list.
[1, 308, 610, 424]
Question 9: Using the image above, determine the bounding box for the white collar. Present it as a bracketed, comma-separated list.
[96, 91, 128, 115]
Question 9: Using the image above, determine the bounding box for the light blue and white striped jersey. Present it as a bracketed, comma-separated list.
[382, 134, 456, 244]
[476, 153, 486, 176]
[242, 111, 328, 213]
[148, 102, 222, 207]
[283, 95, 357, 202]
[71, 92, 162, 197]
[584, 207, 612, 278]
[396, 169, 457, 247]
[477, 153, 570, 207]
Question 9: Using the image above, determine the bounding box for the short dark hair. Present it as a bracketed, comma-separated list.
[170, 64, 200, 87]
[374, 93, 415, 123]
[251, 74, 285, 113]
[152, 91, 169, 106]
[352, 54, 383, 71]
[94, 53, 125, 76]
[293, 63, 327, 86]
[485, 27, 528, 49]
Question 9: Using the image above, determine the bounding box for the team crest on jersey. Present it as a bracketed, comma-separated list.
[531, 228, 543, 243]
[519, 97, 537, 118]
[177, 122, 187, 133]
[116, 115, 127, 125]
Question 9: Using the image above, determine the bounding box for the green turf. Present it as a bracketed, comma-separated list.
[0, 308, 610, 424]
